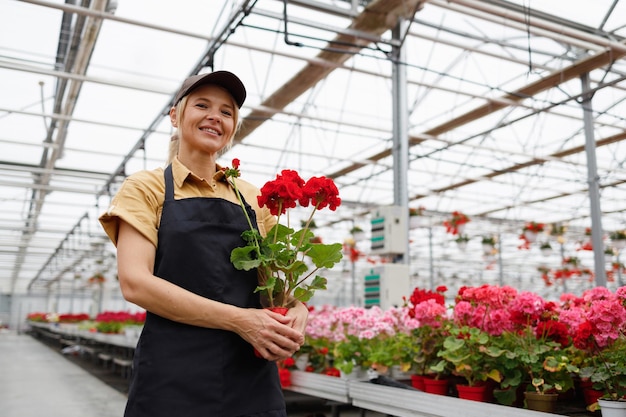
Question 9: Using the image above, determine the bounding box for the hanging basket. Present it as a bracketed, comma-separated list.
[523, 231, 538, 243]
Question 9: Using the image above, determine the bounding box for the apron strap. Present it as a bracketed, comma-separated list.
[164, 164, 174, 201]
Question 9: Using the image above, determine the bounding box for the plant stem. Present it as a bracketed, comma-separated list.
[229, 178, 261, 256]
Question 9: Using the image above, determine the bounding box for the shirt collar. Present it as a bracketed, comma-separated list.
[171, 156, 229, 188]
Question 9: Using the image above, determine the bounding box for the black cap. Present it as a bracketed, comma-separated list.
[173, 71, 246, 108]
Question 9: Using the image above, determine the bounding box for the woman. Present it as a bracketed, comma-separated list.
[100, 71, 308, 417]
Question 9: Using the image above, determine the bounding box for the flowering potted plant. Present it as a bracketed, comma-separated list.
[523, 221, 545, 234]
[403, 286, 452, 391]
[481, 235, 496, 254]
[610, 230, 626, 250]
[562, 256, 581, 270]
[610, 230, 626, 241]
[540, 241, 553, 256]
[454, 234, 470, 250]
[435, 325, 503, 389]
[443, 211, 470, 235]
[88, 272, 105, 285]
[94, 310, 146, 334]
[571, 287, 626, 409]
[549, 222, 567, 236]
[539, 242, 552, 250]
[224, 159, 342, 309]
[349, 225, 366, 241]
[409, 206, 425, 217]
[518, 221, 545, 249]
[499, 293, 577, 412]
[409, 206, 425, 229]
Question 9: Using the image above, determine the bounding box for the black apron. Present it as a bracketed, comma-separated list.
[124, 165, 286, 417]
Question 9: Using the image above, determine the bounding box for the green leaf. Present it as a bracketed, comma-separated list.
[309, 275, 327, 291]
[294, 287, 314, 302]
[307, 243, 343, 268]
[230, 246, 261, 271]
[493, 387, 517, 405]
[255, 276, 277, 293]
[241, 228, 262, 245]
[442, 337, 465, 352]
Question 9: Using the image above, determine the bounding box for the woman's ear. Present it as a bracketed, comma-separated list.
[169, 107, 178, 127]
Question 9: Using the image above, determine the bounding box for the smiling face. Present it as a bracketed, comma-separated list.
[170, 83, 237, 158]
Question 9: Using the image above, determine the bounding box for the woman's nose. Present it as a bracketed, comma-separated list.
[206, 110, 221, 122]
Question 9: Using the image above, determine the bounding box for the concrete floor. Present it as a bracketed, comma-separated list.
[0, 330, 127, 417]
[0, 329, 384, 417]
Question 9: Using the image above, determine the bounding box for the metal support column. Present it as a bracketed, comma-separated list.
[391, 19, 410, 264]
[580, 73, 606, 286]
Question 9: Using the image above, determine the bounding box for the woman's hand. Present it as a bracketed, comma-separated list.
[233, 308, 304, 361]
[287, 300, 309, 339]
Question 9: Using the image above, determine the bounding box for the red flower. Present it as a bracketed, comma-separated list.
[572, 320, 593, 350]
[222, 158, 241, 178]
[443, 211, 470, 235]
[536, 320, 570, 347]
[278, 368, 291, 387]
[257, 170, 305, 215]
[523, 221, 545, 233]
[408, 287, 445, 307]
[299, 176, 341, 211]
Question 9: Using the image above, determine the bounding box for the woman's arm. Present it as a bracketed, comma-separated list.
[116, 220, 303, 360]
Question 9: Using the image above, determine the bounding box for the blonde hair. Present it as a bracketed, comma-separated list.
[166, 92, 242, 165]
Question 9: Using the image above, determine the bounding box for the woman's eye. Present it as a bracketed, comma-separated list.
[221, 110, 233, 117]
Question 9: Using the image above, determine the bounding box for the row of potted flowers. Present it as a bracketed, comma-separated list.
[290, 284, 626, 412]
[27, 310, 146, 334]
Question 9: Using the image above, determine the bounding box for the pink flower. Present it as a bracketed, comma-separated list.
[412, 299, 448, 328]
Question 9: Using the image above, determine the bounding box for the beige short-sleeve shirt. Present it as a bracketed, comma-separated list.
[99, 157, 276, 247]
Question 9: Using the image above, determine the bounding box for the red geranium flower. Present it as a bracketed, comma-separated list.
[225, 160, 344, 308]
[257, 169, 305, 215]
[299, 176, 341, 211]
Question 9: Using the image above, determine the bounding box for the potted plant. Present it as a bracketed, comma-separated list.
[481, 235, 496, 254]
[404, 286, 452, 393]
[548, 222, 568, 244]
[443, 211, 470, 235]
[435, 325, 504, 401]
[610, 230, 626, 249]
[455, 234, 470, 250]
[570, 288, 626, 412]
[88, 272, 106, 285]
[562, 256, 581, 271]
[224, 159, 343, 309]
[522, 221, 545, 241]
[540, 241, 553, 256]
[349, 225, 366, 241]
[409, 206, 425, 229]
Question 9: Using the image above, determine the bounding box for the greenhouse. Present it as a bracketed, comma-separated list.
[1, 0, 625, 416]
